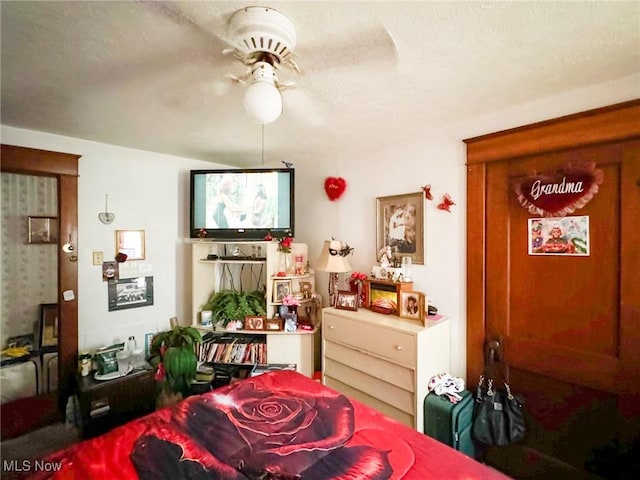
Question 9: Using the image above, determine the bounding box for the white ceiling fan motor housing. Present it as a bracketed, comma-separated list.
[228, 6, 297, 65]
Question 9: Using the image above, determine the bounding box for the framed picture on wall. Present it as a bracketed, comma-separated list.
[376, 192, 424, 265]
[28, 216, 58, 244]
[108, 276, 154, 311]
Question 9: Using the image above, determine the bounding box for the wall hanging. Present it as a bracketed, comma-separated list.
[324, 177, 347, 201]
[27, 216, 58, 244]
[376, 192, 424, 265]
[421, 184, 433, 200]
[437, 194, 456, 212]
[514, 161, 603, 217]
[98, 194, 115, 224]
[108, 276, 154, 311]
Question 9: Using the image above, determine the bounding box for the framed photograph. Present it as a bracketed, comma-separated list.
[528, 216, 590, 256]
[102, 261, 118, 281]
[399, 291, 426, 324]
[376, 192, 424, 265]
[272, 279, 292, 302]
[108, 276, 154, 311]
[244, 315, 265, 331]
[39, 303, 58, 350]
[265, 317, 283, 331]
[335, 290, 358, 311]
[28, 216, 58, 244]
[115, 229, 146, 260]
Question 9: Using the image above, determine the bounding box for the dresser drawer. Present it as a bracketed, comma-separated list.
[323, 314, 416, 366]
[324, 358, 414, 415]
[324, 341, 414, 392]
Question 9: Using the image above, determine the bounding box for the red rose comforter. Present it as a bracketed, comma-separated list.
[30, 371, 510, 479]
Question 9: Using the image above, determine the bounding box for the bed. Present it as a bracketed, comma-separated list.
[30, 371, 510, 479]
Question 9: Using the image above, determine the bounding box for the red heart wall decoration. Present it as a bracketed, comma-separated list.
[514, 162, 603, 217]
[324, 177, 347, 201]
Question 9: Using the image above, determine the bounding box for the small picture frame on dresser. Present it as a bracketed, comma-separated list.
[273, 279, 292, 302]
[335, 290, 358, 311]
[399, 291, 426, 324]
[265, 317, 283, 331]
[244, 316, 265, 331]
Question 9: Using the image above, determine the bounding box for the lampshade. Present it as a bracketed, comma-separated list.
[314, 240, 352, 273]
[244, 62, 283, 124]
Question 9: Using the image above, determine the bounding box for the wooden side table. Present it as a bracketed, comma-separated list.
[76, 368, 155, 438]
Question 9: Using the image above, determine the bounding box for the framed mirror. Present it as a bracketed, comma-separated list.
[115, 229, 145, 260]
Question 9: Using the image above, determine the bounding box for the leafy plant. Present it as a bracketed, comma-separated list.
[150, 325, 202, 397]
[202, 289, 266, 326]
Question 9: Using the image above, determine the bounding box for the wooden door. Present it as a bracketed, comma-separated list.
[465, 101, 640, 475]
[1, 145, 79, 439]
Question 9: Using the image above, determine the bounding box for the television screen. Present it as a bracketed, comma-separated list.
[190, 168, 294, 240]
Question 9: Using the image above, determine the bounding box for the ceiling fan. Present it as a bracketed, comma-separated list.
[146, 3, 398, 125]
[224, 6, 299, 124]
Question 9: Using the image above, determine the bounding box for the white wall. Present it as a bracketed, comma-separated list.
[0, 127, 222, 352]
[2, 73, 637, 378]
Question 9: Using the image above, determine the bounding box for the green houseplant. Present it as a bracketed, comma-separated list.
[202, 289, 266, 327]
[150, 325, 202, 398]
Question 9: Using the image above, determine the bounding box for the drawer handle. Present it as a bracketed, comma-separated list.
[394, 345, 403, 351]
[329, 325, 335, 330]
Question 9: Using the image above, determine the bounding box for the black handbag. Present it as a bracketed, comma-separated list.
[472, 341, 526, 446]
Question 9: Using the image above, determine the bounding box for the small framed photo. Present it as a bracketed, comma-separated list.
[28, 216, 58, 244]
[335, 290, 358, 311]
[399, 291, 425, 323]
[244, 315, 265, 331]
[273, 279, 292, 302]
[39, 303, 58, 350]
[265, 317, 283, 331]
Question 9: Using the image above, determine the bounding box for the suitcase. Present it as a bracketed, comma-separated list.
[423, 389, 475, 457]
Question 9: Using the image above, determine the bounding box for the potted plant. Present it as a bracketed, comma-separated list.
[202, 289, 266, 327]
[150, 324, 202, 400]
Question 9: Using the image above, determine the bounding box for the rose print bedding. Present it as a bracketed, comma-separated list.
[30, 371, 510, 479]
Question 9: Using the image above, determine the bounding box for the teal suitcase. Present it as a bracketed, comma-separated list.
[423, 390, 475, 457]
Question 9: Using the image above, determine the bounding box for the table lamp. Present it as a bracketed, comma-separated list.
[314, 239, 352, 307]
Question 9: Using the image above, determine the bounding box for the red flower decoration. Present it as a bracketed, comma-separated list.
[278, 235, 294, 253]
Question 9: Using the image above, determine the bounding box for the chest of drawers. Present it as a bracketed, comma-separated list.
[322, 307, 450, 432]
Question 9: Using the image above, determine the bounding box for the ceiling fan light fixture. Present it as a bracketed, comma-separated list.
[244, 62, 282, 124]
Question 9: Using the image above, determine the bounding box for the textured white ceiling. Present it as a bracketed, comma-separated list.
[1, 1, 639, 166]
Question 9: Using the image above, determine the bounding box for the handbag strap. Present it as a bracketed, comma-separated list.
[476, 339, 514, 400]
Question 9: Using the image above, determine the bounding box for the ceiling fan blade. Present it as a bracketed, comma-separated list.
[296, 25, 398, 74]
[282, 88, 329, 127]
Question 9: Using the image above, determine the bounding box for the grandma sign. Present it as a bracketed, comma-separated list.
[514, 162, 603, 217]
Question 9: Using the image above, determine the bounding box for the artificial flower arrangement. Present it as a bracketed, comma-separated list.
[349, 271, 368, 308]
[264, 232, 294, 253]
[282, 294, 301, 307]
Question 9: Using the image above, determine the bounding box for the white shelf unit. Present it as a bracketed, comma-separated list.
[190, 240, 316, 376]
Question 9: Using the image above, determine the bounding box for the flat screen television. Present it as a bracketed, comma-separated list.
[190, 168, 294, 240]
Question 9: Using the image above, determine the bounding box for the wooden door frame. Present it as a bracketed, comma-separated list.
[464, 100, 640, 385]
[1, 144, 80, 411]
